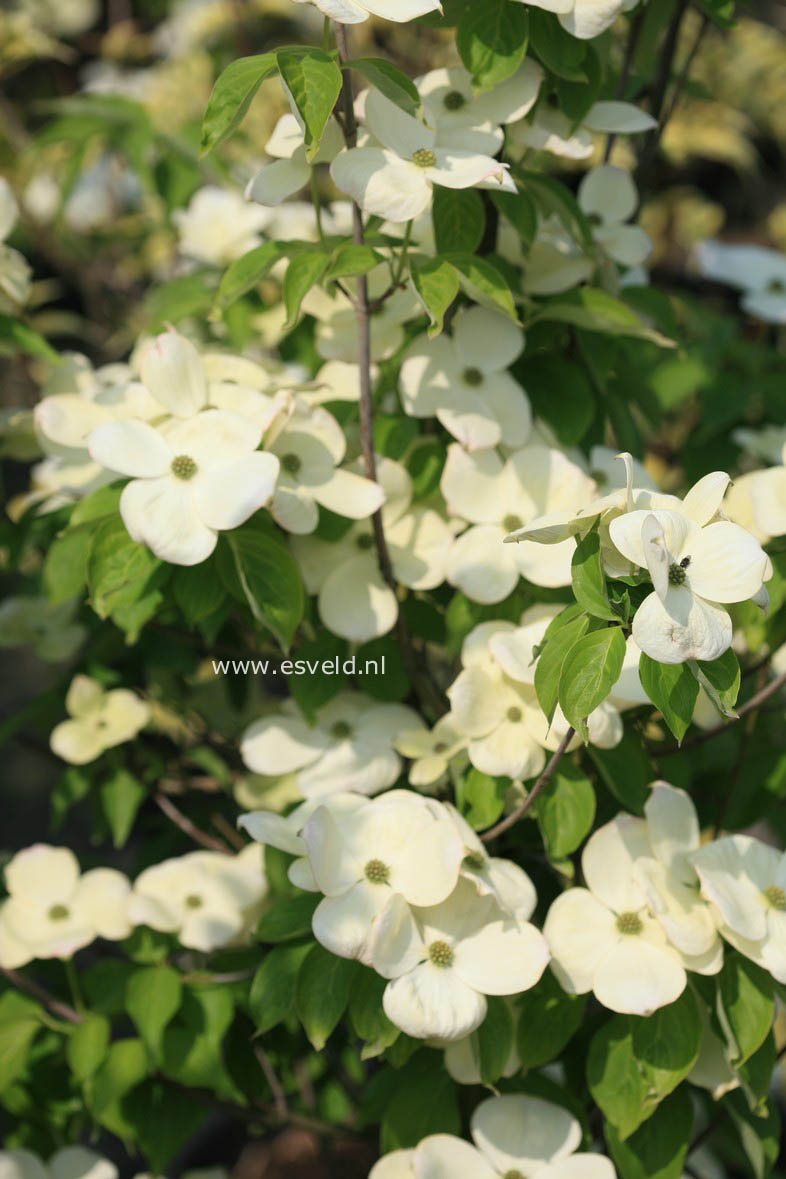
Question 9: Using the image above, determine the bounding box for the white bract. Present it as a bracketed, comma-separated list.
[510, 0, 633, 39]
[172, 185, 272, 264]
[268, 401, 384, 533]
[241, 692, 421, 799]
[290, 0, 441, 22]
[370, 878, 549, 1040]
[128, 845, 266, 952]
[578, 165, 652, 268]
[416, 62, 543, 155]
[302, 269, 420, 362]
[0, 176, 32, 310]
[0, 845, 132, 967]
[0, 1148, 117, 1179]
[441, 443, 597, 602]
[50, 675, 149, 764]
[510, 101, 656, 161]
[291, 458, 453, 641]
[694, 240, 786, 323]
[692, 834, 786, 982]
[395, 715, 467, 789]
[399, 306, 531, 451]
[239, 792, 368, 891]
[331, 89, 514, 223]
[246, 113, 343, 206]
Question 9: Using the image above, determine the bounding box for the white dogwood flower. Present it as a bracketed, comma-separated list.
[444, 803, 538, 923]
[50, 675, 149, 764]
[544, 818, 690, 1015]
[694, 240, 786, 323]
[0, 1147, 117, 1179]
[246, 113, 343, 206]
[442, 443, 597, 601]
[88, 409, 279, 565]
[172, 185, 273, 265]
[399, 306, 531, 451]
[371, 879, 549, 1040]
[290, 0, 441, 22]
[741, 440, 786, 540]
[128, 846, 266, 952]
[268, 402, 384, 533]
[239, 792, 368, 891]
[302, 269, 420, 362]
[510, 0, 632, 39]
[692, 834, 786, 982]
[414, 1094, 615, 1179]
[395, 715, 467, 789]
[332, 90, 514, 223]
[241, 693, 421, 800]
[443, 999, 521, 1085]
[510, 101, 655, 161]
[416, 62, 543, 155]
[608, 504, 771, 663]
[291, 458, 453, 642]
[578, 165, 652, 268]
[369, 1152, 415, 1179]
[0, 845, 132, 967]
[302, 791, 465, 963]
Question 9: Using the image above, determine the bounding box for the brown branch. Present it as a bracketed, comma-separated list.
[653, 670, 786, 756]
[604, 6, 647, 163]
[481, 727, 575, 843]
[0, 965, 83, 1024]
[211, 811, 246, 850]
[254, 1044, 289, 1119]
[154, 793, 231, 852]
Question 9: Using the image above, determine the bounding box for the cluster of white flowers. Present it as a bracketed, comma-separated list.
[0, 842, 266, 967]
[241, 788, 547, 1040]
[0, 1146, 226, 1179]
[49, 675, 150, 765]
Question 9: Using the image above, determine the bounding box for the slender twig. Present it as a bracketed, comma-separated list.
[254, 1044, 289, 1119]
[480, 728, 575, 843]
[154, 793, 231, 852]
[637, 0, 690, 175]
[0, 965, 83, 1024]
[211, 811, 246, 850]
[653, 670, 786, 756]
[660, 12, 710, 134]
[604, 7, 647, 162]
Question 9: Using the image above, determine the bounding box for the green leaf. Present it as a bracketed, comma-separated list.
[66, 1013, 110, 1083]
[325, 243, 382, 282]
[0, 993, 42, 1093]
[432, 188, 486, 256]
[214, 241, 284, 313]
[380, 1052, 460, 1151]
[445, 253, 519, 323]
[43, 523, 94, 604]
[283, 249, 330, 329]
[173, 561, 227, 625]
[295, 944, 357, 1050]
[249, 942, 312, 1034]
[691, 648, 740, 720]
[537, 762, 595, 858]
[492, 190, 537, 250]
[89, 1038, 150, 1115]
[588, 732, 652, 816]
[606, 1088, 693, 1179]
[220, 523, 304, 650]
[639, 654, 699, 744]
[126, 966, 183, 1063]
[200, 52, 278, 154]
[0, 314, 59, 361]
[100, 769, 146, 848]
[70, 484, 123, 525]
[725, 1090, 780, 1179]
[559, 626, 626, 741]
[528, 10, 587, 80]
[516, 969, 586, 1070]
[256, 894, 319, 942]
[160, 986, 238, 1098]
[456, 767, 509, 830]
[476, 996, 515, 1084]
[145, 273, 215, 332]
[556, 45, 602, 122]
[457, 0, 529, 90]
[349, 968, 400, 1059]
[515, 355, 595, 445]
[533, 289, 676, 348]
[346, 58, 420, 116]
[716, 952, 774, 1068]
[571, 528, 618, 622]
[87, 516, 166, 628]
[410, 256, 459, 336]
[277, 48, 342, 160]
[535, 610, 591, 723]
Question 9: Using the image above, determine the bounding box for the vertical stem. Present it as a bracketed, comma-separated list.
[310, 170, 325, 243]
[637, 0, 690, 180]
[604, 7, 647, 163]
[64, 958, 84, 1013]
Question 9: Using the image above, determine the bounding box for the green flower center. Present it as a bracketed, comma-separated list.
[506, 706, 523, 723]
[767, 278, 786, 294]
[503, 514, 523, 532]
[428, 939, 454, 967]
[412, 147, 437, 168]
[282, 453, 302, 475]
[331, 720, 352, 739]
[590, 469, 608, 487]
[356, 533, 374, 551]
[668, 557, 691, 585]
[171, 454, 197, 481]
[443, 90, 466, 111]
[463, 366, 484, 387]
[48, 904, 70, 921]
[185, 894, 203, 909]
[764, 885, 786, 910]
[464, 851, 485, 871]
[503, 1172, 526, 1179]
[616, 911, 643, 935]
[364, 858, 390, 885]
[433, 742, 448, 753]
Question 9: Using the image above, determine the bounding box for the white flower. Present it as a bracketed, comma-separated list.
[445, 803, 538, 923]
[578, 165, 652, 268]
[510, 0, 631, 39]
[742, 441, 786, 541]
[369, 1153, 415, 1179]
[370, 879, 549, 1040]
[498, 213, 593, 295]
[239, 792, 368, 890]
[50, 675, 149, 765]
[416, 62, 543, 155]
[0, 1148, 116, 1179]
[302, 791, 465, 964]
[331, 89, 514, 223]
[509, 101, 655, 161]
[241, 692, 421, 800]
[396, 715, 467, 789]
[0, 176, 31, 310]
[88, 409, 279, 565]
[0, 845, 132, 967]
[128, 846, 266, 952]
[544, 818, 692, 1015]
[291, 0, 441, 22]
[413, 1094, 615, 1179]
[172, 185, 272, 265]
[694, 240, 786, 323]
[399, 306, 531, 451]
[692, 834, 786, 982]
[608, 502, 771, 663]
[246, 113, 343, 207]
[302, 268, 420, 362]
[441, 443, 597, 602]
[291, 457, 453, 642]
[0, 596, 84, 662]
[268, 401, 384, 533]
